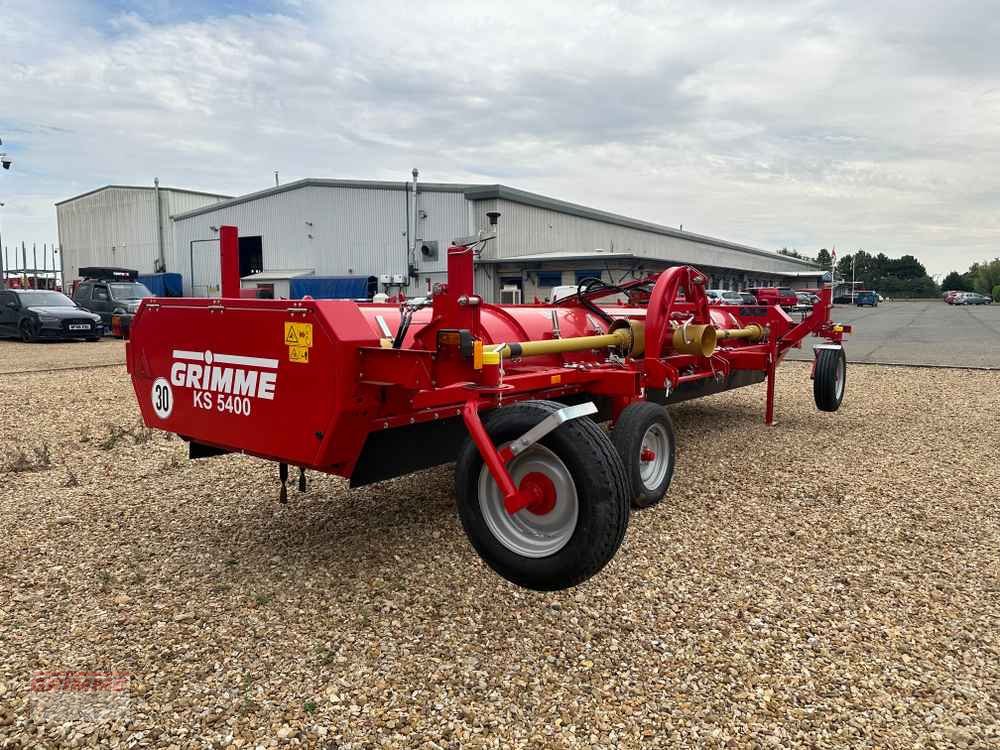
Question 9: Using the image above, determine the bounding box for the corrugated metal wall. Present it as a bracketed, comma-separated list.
[57, 188, 159, 284]
[57, 188, 227, 284]
[60, 182, 815, 301]
[173, 185, 471, 296]
[482, 199, 811, 275]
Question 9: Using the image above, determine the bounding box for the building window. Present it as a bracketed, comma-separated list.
[500, 276, 522, 290]
[536, 271, 563, 288]
[574, 269, 602, 285]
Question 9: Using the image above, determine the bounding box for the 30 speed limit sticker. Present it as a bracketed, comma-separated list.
[151, 377, 174, 419]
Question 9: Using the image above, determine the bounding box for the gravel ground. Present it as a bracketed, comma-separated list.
[0, 340, 124, 374]
[1, 353, 998, 749]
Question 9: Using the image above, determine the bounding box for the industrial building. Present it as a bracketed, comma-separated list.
[57, 176, 822, 300]
[56, 183, 231, 285]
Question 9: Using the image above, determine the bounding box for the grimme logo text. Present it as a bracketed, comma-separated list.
[170, 349, 277, 416]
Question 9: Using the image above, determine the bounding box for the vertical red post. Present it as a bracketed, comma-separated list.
[447, 243, 475, 298]
[219, 225, 240, 298]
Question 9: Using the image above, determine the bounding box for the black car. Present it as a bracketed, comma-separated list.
[0, 289, 104, 342]
[73, 278, 153, 334]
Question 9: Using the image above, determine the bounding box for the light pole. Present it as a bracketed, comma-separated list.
[0, 201, 5, 284]
[851, 252, 857, 302]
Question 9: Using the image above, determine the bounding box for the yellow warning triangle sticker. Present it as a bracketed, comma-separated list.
[284, 327, 299, 345]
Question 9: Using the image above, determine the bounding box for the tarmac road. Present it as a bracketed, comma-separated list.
[785, 299, 1000, 368]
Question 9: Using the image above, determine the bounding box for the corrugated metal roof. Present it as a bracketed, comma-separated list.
[172, 178, 477, 220]
[465, 185, 819, 268]
[56, 185, 232, 206]
[171, 178, 819, 270]
[477, 251, 642, 264]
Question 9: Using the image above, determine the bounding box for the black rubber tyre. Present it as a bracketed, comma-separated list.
[19, 320, 34, 343]
[814, 347, 847, 412]
[455, 400, 630, 591]
[611, 401, 676, 510]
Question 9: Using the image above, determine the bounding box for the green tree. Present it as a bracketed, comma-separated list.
[815, 248, 832, 269]
[778, 247, 803, 259]
[993, 284, 1000, 303]
[836, 253, 854, 279]
[941, 271, 971, 292]
[971, 258, 1000, 295]
[832, 249, 938, 297]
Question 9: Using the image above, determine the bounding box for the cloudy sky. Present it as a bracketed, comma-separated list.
[2, 0, 997, 276]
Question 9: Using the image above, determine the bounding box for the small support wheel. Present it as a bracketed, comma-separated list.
[455, 400, 630, 591]
[611, 401, 676, 510]
[814, 347, 846, 412]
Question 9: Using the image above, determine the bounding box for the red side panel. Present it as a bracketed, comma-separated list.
[128, 298, 377, 475]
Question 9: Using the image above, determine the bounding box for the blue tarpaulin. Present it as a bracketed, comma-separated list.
[138, 273, 183, 297]
[290, 276, 376, 300]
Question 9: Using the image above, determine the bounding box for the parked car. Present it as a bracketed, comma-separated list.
[794, 292, 815, 310]
[73, 277, 154, 337]
[746, 287, 798, 308]
[0, 288, 103, 342]
[954, 292, 992, 305]
[855, 290, 879, 307]
[719, 290, 757, 305]
[705, 289, 727, 303]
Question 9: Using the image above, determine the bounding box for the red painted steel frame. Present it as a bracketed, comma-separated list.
[219, 226, 240, 298]
[127, 230, 849, 496]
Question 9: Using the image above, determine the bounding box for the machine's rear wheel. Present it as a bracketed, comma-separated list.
[611, 401, 676, 510]
[814, 347, 846, 412]
[455, 400, 629, 591]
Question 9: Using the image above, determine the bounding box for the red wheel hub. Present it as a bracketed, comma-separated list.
[640, 447, 656, 462]
[518, 472, 557, 515]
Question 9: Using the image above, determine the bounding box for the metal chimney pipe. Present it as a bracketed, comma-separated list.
[154, 177, 165, 272]
[410, 168, 419, 264]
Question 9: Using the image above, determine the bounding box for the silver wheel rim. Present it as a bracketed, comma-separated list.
[639, 423, 671, 491]
[478, 444, 578, 558]
[834, 356, 845, 400]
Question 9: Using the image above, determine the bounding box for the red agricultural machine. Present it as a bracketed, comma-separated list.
[126, 224, 850, 590]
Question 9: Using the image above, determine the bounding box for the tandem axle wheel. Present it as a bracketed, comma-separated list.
[455, 400, 630, 591]
[611, 401, 677, 510]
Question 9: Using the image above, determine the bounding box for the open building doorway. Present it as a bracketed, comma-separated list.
[239, 236, 263, 278]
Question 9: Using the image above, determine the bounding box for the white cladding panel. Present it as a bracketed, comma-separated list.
[487, 199, 812, 275]
[411, 190, 472, 274]
[173, 185, 470, 296]
[57, 188, 227, 284]
[57, 188, 158, 284]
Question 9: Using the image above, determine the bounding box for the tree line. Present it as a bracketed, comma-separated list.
[778, 247, 940, 297]
[778, 247, 1000, 300]
[941, 260, 1000, 301]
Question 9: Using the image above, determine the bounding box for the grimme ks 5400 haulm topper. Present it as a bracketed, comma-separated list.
[127, 223, 850, 590]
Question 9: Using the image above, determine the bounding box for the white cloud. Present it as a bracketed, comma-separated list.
[1, 0, 998, 275]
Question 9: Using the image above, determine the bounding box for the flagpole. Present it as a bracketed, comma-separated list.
[852, 252, 856, 304]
